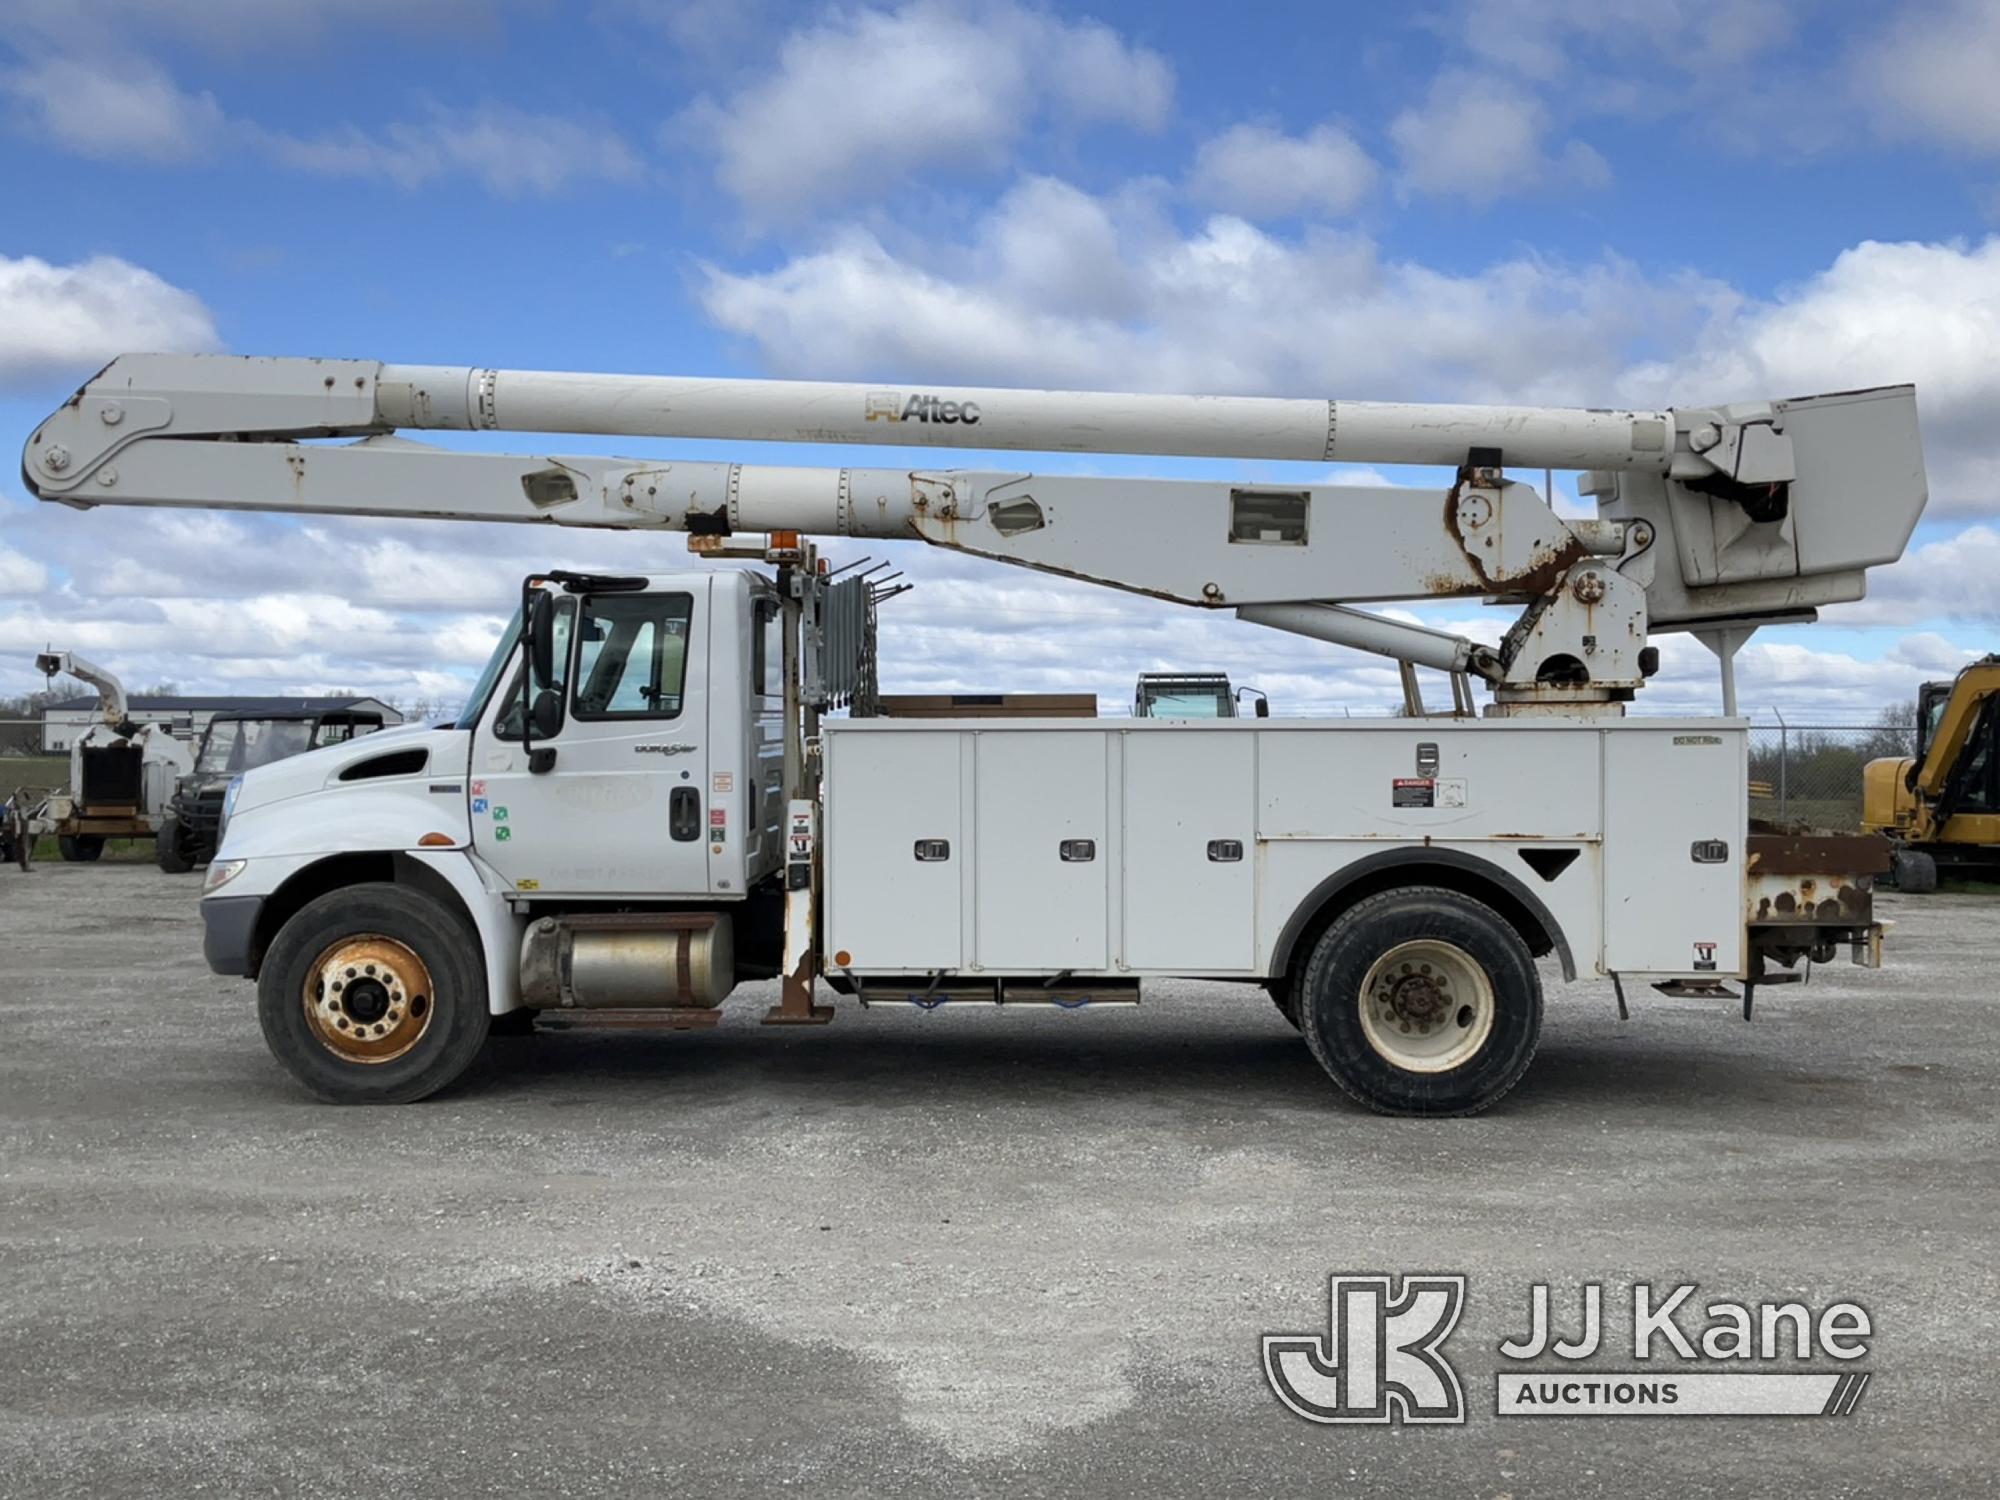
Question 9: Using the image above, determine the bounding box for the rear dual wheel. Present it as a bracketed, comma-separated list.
[1296, 886, 1541, 1116]
[58, 834, 103, 862]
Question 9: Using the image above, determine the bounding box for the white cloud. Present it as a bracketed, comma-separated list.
[0, 253, 219, 387]
[0, 549, 49, 596]
[3, 55, 225, 162]
[2, 50, 641, 195]
[1450, 0, 1799, 83]
[698, 181, 1714, 399]
[259, 106, 644, 195]
[1864, 0, 2000, 153]
[1187, 123, 1375, 219]
[3, 0, 494, 55]
[1829, 524, 2000, 627]
[685, 0, 1173, 215]
[1389, 72, 1608, 204]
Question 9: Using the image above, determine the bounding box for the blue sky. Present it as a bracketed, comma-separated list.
[1, 0, 1996, 721]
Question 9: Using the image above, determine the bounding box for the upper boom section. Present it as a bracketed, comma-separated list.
[29, 353, 1686, 473]
[374, 361, 1677, 473]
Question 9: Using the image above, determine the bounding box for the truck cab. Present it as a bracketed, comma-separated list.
[200, 569, 792, 1091]
[456, 569, 787, 900]
[1132, 672, 1267, 719]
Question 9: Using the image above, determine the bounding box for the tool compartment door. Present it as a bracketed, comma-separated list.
[1121, 729, 1257, 971]
[973, 731, 1109, 970]
[1602, 727, 1746, 974]
[825, 730, 963, 971]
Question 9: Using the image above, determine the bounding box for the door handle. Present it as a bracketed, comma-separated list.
[1207, 839, 1244, 862]
[670, 786, 700, 842]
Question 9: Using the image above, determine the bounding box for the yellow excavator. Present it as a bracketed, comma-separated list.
[1862, 654, 2000, 891]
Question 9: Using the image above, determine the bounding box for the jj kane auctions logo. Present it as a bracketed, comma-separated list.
[865, 390, 982, 425]
[1264, 1275, 1873, 1423]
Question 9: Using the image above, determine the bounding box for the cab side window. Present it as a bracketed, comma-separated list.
[572, 593, 694, 720]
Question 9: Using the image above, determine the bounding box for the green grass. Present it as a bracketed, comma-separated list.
[26, 835, 156, 864]
[2, 755, 68, 791]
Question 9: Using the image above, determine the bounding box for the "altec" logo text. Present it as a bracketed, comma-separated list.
[865, 391, 982, 425]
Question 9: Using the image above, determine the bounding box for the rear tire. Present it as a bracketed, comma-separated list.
[1298, 886, 1542, 1116]
[257, 882, 490, 1104]
[59, 834, 103, 863]
[1890, 848, 1938, 894]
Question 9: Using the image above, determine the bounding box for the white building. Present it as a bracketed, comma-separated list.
[40, 695, 402, 753]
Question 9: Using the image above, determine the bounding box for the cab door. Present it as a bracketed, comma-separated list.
[470, 583, 711, 899]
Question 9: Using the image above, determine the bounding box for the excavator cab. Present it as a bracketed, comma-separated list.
[1863, 655, 2000, 887]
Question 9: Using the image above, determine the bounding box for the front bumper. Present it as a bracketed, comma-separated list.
[202, 894, 264, 978]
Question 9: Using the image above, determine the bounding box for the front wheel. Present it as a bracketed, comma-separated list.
[1298, 886, 1542, 1116]
[156, 822, 194, 873]
[1889, 848, 1938, 894]
[257, 882, 491, 1104]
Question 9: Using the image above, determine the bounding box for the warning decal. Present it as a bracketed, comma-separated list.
[1393, 777, 1435, 809]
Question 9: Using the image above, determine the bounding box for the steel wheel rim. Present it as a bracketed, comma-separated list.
[1357, 939, 1495, 1073]
[303, 935, 436, 1064]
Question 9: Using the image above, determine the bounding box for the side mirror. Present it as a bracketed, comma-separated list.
[1254, 698, 1270, 718]
[530, 688, 564, 740]
[527, 591, 557, 685]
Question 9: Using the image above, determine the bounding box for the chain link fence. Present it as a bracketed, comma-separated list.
[1747, 723, 1916, 830]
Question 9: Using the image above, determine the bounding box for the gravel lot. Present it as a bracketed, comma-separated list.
[2, 863, 1996, 1497]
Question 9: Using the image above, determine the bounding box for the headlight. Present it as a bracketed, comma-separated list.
[205, 858, 248, 893]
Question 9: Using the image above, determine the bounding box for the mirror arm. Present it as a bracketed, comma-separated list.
[518, 575, 539, 769]
[517, 576, 560, 775]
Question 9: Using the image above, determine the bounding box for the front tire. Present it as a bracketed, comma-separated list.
[1298, 886, 1542, 1116]
[155, 823, 194, 873]
[1889, 848, 1938, 894]
[257, 882, 490, 1104]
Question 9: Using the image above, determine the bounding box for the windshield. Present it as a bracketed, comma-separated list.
[196, 718, 318, 774]
[1140, 688, 1232, 718]
[456, 606, 522, 729]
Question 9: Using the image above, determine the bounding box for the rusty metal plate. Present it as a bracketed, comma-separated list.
[1745, 832, 1892, 876]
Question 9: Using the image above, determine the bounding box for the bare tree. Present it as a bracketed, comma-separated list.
[1860, 699, 1919, 761]
[0, 690, 55, 756]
